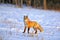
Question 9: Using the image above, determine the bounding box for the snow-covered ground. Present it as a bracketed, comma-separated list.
[0, 4, 60, 40]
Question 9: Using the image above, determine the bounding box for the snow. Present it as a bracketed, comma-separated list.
[0, 4, 60, 40]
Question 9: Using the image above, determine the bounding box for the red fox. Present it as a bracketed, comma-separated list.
[23, 16, 44, 34]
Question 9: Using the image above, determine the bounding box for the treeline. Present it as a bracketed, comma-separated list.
[0, 0, 60, 10]
[0, 0, 14, 3]
[0, 0, 23, 7]
[47, 0, 60, 10]
[0, 0, 43, 8]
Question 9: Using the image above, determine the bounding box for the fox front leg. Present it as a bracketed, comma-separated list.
[28, 28, 30, 33]
[23, 26, 26, 33]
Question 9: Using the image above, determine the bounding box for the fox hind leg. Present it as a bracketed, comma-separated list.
[34, 28, 37, 34]
[35, 29, 37, 34]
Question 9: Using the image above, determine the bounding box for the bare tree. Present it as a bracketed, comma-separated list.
[34, 0, 41, 8]
[15, 0, 23, 7]
[2, 0, 4, 3]
[26, 0, 31, 6]
[44, 0, 47, 9]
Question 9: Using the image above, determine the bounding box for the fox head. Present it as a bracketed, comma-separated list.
[24, 16, 28, 20]
[24, 15, 31, 23]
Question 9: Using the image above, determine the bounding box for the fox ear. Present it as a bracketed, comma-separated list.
[24, 15, 28, 18]
[26, 16, 28, 18]
[24, 16, 25, 17]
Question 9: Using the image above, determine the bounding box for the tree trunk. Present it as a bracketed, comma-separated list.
[15, 0, 18, 6]
[12, 0, 15, 4]
[26, 0, 31, 6]
[2, 0, 4, 3]
[44, 0, 47, 9]
[34, 0, 40, 8]
[15, 0, 23, 7]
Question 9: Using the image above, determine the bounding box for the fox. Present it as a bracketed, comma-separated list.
[23, 16, 44, 34]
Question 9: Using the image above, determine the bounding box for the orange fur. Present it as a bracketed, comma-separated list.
[23, 16, 44, 34]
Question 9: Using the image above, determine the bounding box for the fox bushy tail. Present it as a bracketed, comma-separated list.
[38, 25, 44, 32]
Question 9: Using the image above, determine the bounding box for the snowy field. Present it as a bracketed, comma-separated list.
[0, 4, 60, 40]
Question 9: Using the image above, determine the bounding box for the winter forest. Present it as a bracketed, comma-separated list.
[0, 0, 60, 10]
[0, 0, 60, 40]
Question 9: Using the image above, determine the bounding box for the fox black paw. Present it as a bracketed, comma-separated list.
[23, 32, 25, 33]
